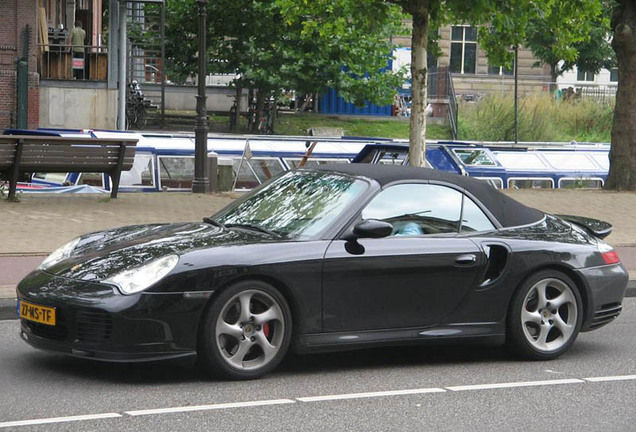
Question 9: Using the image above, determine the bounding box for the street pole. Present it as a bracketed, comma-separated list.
[117, 0, 126, 130]
[192, 0, 210, 193]
[514, 45, 519, 145]
[160, 1, 166, 129]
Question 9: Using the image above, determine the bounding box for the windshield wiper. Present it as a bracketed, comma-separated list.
[225, 223, 284, 239]
[202, 217, 226, 229]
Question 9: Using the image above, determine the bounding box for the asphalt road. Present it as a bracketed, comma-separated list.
[1, 300, 635, 432]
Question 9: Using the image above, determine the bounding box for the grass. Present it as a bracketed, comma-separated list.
[160, 110, 452, 139]
[274, 113, 453, 139]
[458, 94, 613, 142]
[161, 94, 613, 143]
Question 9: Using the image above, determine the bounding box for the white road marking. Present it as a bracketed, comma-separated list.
[0, 413, 121, 429]
[445, 378, 585, 391]
[124, 399, 295, 416]
[297, 387, 446, 402]
[4, 374, 636, 428]
[584, 374, 636, 382]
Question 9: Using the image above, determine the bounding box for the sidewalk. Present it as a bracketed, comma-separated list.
[1, 189, 635, 319]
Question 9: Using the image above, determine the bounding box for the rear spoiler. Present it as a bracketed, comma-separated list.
[556, 214, 612, 239]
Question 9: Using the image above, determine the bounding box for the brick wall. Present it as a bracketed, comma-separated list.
[0, 0, 39, 130]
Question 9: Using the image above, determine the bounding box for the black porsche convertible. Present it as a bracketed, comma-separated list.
[17, 164, 628, 379]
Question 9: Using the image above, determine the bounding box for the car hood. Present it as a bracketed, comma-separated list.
[45, 222, 274, 281]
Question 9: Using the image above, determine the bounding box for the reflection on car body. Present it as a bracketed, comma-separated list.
[17, 164, 628, 379]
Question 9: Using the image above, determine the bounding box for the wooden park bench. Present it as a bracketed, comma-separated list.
[0, 135, 138, 200]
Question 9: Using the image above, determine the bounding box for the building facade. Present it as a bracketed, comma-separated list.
[393, 24, 552, 98]
[0, 0, 40, 130]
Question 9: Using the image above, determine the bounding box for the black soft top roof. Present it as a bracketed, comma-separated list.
[313, 163, 544, 228]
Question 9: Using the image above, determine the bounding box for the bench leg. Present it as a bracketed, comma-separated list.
[7, 175, 18, 200]
[109, 142, 127, 199]
[109, 171, 121, 199]
[8, 139, 23, 201]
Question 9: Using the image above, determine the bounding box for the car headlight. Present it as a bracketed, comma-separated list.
[102, 254, 179, 295]
[38, 237, 81, 271]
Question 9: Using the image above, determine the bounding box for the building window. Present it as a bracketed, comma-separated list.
[577, 69, 595, 82]
[610, 67, 618, 82]
[450, 26, 477, 74]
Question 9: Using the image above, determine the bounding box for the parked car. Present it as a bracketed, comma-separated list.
[17, 164, 628, 379]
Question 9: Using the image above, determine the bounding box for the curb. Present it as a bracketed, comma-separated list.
[0, 299, 16, 321]
[2, 283, 636, 322]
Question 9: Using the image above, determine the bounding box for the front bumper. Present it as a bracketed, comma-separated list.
[575, 263, 629, 332]
[17, 270, 210, 362]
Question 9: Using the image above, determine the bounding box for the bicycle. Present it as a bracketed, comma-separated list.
[256, 102, 274, 134]
[126, 100, 147, 130]
[125, 81, 148, 130]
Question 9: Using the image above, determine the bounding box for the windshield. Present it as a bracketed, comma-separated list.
[215, 170, 368, 240]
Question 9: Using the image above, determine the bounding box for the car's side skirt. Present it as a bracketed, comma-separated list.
[293, 323, 505, 354]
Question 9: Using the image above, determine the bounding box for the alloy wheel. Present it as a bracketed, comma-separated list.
[215, 289, 286, 371]
[520, 277, 578, 353]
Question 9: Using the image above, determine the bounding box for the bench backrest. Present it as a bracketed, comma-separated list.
[0, 136, 138, 173]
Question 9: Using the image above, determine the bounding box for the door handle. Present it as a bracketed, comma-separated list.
[455, 254, 477, 266]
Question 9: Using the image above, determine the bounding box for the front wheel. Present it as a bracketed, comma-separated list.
[198, 281, 292, 379]
[507, 270, 583, 360]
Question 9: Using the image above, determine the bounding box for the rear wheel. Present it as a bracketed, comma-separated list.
[507, 270, 583, 360]
[136, 106, 147, 129]
[198, 280, 291, 379]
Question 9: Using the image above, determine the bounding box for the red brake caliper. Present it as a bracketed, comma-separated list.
[263, 322, 271, 340]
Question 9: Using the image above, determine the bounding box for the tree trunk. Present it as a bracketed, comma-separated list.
[270, 90, 279, 133]
[606, 1, 636, 190]
[255, 90, 266, 134]
[234, 85, 242, 131]
[299, 93, 311, 112]
[407, 0, 429, 167]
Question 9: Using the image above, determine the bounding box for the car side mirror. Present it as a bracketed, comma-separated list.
[343, 219, 393, 241]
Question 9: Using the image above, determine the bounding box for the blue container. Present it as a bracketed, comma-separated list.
[319, 88, 393, 116]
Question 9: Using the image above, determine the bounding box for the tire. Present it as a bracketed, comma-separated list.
[507, 270, 583, 360]
[198, 280, 292, 379]
[136, 107, 147, 129]
[126, 107, 137, 129]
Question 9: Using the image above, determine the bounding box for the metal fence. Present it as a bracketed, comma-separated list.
[446, 72, 458, 140]
[571, 85, 616, 105]
[39, 44, 108, 81]
[450, 75, 618, 105]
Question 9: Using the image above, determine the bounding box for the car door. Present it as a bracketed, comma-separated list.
[322, 182, 492, 332]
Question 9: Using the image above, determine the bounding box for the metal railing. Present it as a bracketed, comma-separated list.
[451, 75, 618, 104]
[570, 84, 616, 105]
[446, 71, 459, 140]
[38, 44, 108, 81]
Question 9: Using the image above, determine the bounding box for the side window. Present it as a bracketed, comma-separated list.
[461, 196, 495, 232]
[361, 184, 462, 235]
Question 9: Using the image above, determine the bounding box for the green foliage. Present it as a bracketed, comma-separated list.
[458, 94, 613, 142]
[275, 0, 406, 106]
[164, 0, 406, 107]
[475, 0, 612, 80]
[564, 2, 616, 75]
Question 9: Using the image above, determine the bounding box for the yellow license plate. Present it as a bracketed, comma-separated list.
[19, 300, 56, 326]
